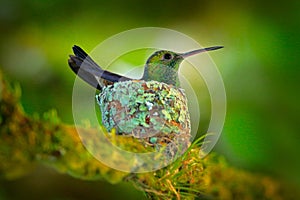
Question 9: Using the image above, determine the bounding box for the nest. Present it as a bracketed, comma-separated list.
[96, 80, 191, 158]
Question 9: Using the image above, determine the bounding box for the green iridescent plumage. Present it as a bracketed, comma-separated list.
[142, 50, 183, 87]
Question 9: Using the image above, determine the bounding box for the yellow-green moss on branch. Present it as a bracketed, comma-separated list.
[0, 72, 128, 183]
[0, 71, 297, 199]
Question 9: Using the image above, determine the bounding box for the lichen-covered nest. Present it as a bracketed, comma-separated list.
[96, 80, 191, 156]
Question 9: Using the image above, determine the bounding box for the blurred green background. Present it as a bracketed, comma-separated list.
[0, 0, 299, 199]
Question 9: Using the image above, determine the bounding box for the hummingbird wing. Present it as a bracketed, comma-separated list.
[68, 45, 132, 90]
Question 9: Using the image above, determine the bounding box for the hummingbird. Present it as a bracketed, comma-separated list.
[68, 45, 223, 90]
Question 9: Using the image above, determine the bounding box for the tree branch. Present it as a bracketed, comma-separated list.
[0, 71, 297, 199]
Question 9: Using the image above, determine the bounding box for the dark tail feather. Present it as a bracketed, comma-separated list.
[72, 45, 100, 69]
[72, 45, 88, 60]
[68, 45, 133, 90]
[68, 55, 102, 90]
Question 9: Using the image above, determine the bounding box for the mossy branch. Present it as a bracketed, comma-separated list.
[0, 71, 297, 199]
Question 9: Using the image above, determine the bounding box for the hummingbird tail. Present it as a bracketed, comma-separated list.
[68, 45, 133, 90]
[68, 45, 103, 90]
[68, 55, 102, 90]
[72, 45, 102, 69]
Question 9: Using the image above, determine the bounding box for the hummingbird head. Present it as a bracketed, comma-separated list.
[146, 50, 184, 71]
[143, 50, 184, 87]
[143, 46, 223, 87]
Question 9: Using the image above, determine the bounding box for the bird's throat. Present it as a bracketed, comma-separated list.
[142, 65, 180, 87]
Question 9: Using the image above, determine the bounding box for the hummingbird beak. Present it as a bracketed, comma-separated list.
[180, 46, 224, 58]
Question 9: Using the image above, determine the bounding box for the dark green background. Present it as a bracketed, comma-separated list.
[0, 0, 299, 199]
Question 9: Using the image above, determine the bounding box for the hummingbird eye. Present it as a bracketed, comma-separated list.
[163, 53, 172, 60]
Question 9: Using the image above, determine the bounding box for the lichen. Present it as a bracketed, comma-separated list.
[96, 80, 191, 155]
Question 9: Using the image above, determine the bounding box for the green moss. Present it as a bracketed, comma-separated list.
[0, 71, 298, 199]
